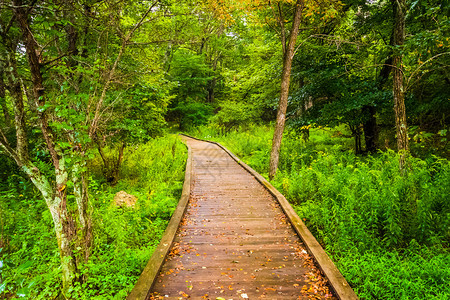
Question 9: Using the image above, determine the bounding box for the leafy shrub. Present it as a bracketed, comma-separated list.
[210, 101, 260, 132]
[0, 135, 187, 298]
[169, 102, 213, 130]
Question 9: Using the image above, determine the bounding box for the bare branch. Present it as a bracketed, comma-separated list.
[126, 39, 183, 46]
[127, 0, 159, 40]
[0, 128, 20, 165]
[406, 52, 450, 88]
[407, 65, 449, 90]
[14, 0, 60, 167]
[89, 1, 159, 138]
[276, 2, 287, 55]
[42, 51, 73, 68]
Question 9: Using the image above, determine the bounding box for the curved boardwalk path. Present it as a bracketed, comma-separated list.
[129, 136, 357, 300]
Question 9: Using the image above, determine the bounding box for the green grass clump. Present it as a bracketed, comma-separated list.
[194, 124, 450, 300]
[0, 134, 187, 299]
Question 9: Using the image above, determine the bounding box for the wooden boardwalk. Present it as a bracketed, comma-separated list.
[128, 136, 357, 300]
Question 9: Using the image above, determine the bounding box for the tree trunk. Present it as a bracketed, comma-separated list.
[0, 38, 80, 293]
[364, 53, 394, 153]
[362, 105, 378, 153]
[97, 140, 126, 185]
[72, 161, 92, 274]
[207, 77, 217, 103]
[20, 160, 78, 291]
[13, 1, 89, 293]
[269, 0, 304, 180]
[207, 54, 220, 103]
[392, 0, 409, 166]
[350, 124, 362, 154]
[0, 69, 12, 128]
[8, 67, 29, 163]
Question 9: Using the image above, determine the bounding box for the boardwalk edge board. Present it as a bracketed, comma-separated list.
[180, 134, 358, 300]
[127, 140, 193, 300]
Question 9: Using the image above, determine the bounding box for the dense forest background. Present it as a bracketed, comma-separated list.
[0, 0, 449, 299]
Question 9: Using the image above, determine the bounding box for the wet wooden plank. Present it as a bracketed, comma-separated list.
[148, 137, 338, 299]
[213, 140, 359, 300]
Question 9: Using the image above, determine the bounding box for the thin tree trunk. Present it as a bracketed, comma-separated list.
[392, 0, 409, 166]
[13, 1, 81, 293]
[0, 69, 12, 127]
[364, 54, 394, 153]
[96, 139, 126, 185]
[207, 56, 220, 103]
[362, 105, 378, 152]
[72, 161, 92, 271]
[7, 60, 29, 163]
[269, 0, 304, 179]
[111, 142, 126, 185]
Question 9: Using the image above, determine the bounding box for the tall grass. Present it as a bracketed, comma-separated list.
[194, 124, 450, 299]
[0, 135, 187, 299]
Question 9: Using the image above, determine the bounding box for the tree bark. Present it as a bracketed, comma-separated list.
[12, 1, 85, 293]
[207, 55, 220, 103]
[392, 0, 409, 164]
[4, 52, 29, 163]
[96, 138, 126, 185]
[0, 69, 12, 128]
[362, 105, 378, 153]
[269, 0, 304, 179]
[363, 54, 394, 153]
[72, 161, 92, 271]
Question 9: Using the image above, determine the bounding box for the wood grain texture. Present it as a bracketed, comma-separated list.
[148, 137, 338, 299]
[213, 141, 358, 300]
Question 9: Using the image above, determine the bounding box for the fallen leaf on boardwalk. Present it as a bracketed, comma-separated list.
[179, 291, 189, 298]
[264, 287, 276, 291]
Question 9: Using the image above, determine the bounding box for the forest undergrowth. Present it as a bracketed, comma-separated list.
[192, 124, 450, 300]
[0, 135, 187, 299]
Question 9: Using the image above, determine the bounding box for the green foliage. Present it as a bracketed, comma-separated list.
[169, 48, 214, 103]
[0, 135, 187, 298]
[340, 246, 450, 300]
[112, 82, 174, 142]
[280, 151, 450, 250]
[170, 102, 214, 130]
[287, 0, 450, 154]
[195, 124, 450, 299]
[210, 101, 260, 132]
